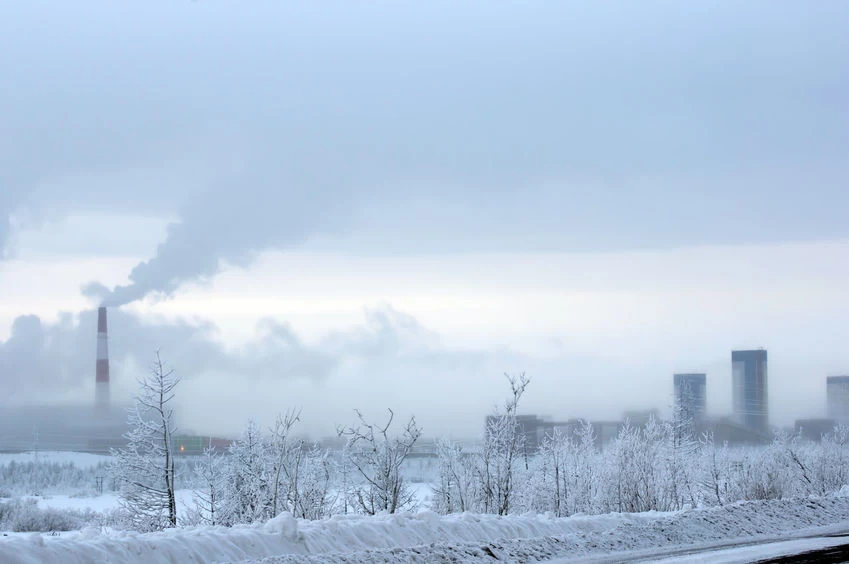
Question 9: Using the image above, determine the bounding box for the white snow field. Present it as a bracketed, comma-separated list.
[0, 451, 110, 469]
[3, 496, 849, 563]
[20, 489, 196, 519]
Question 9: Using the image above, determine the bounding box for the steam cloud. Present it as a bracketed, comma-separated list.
[82, 166, 353, 307]
[0, 304, 593, 437]
[2, 1, 848, 297]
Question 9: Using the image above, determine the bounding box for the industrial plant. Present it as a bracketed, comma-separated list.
[0, 307, 226, 455]
[0, 311, 847, 455]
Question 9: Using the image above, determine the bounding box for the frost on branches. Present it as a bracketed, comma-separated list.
[189, 442, 227, 526]
[338, 408, 422, 515]
[110, 351, 181, 532]
[480, 373, 529, 515]
[95, 365, 849, 532]
[196, 412, 338, 526]
[222, 419, 271, 524]
[432, 381, 849, 518]
[432, 373, 530, 515]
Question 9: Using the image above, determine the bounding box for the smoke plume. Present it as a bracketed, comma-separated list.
[82, 166, 352, 307]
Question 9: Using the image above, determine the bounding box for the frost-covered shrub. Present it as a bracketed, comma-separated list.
[291, 445, 335, 520]
[0, 460, 115, 496]
[0, 499, 100, 532]
[215, 415, 340, 526]
[475, 373, 530, 515]
[98, 507, 131, 530]
[431, 439, 478, 515]
[433, 418, 849, 518]
[786, 426, 849, 497]
[221, 419, 272, 525]
[191, 445, 227, 526]
[0, 500, 12, 525]
[338, 409, 422, 515]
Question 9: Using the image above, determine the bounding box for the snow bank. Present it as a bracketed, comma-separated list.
[3, 497, 849, 563]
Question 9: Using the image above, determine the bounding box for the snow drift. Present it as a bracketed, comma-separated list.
[4, 495, 849, 563]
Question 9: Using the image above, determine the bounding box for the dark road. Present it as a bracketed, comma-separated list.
[756, 542, 849, 563]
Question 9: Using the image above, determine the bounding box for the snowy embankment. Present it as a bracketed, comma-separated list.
[4, 496, 849, 563]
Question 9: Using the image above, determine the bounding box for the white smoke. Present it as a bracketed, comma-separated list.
[82, 164, 354, 307]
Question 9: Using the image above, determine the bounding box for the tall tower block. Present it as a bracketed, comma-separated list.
[827, 376, 849, 424]
[732, 349, 768, 432]
[95, 306, 110, 411]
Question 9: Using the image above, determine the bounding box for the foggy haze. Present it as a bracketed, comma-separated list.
[2, 1, 849, 439]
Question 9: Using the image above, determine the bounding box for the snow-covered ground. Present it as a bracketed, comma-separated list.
[5, 450, 849, 562]
[24, 490, 195, 517]
[4, 496, 849, 563]
[31, 488, 433, 522]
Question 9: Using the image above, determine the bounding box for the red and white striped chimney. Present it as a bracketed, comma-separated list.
[95, 306, 110, 411]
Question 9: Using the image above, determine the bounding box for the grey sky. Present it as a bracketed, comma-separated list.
[1, 2, 848, 436]
[3, 2, 848, 251]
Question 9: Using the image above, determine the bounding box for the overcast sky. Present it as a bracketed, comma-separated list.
[1, 1, 848, 438]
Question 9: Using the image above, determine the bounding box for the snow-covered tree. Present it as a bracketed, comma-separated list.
[571, 420, 600, 514]
[110, 351, 181, 531]
[223, 419, 272, 524]
[807, 424, 849, 495]
[605, 415, 699, 513]
[216, 413, 336, 524]
[516, 440, 556, 515]
[516, 420, 602, 516]
[338, 408, 422, 514]
[336, 444, 356, 515]
[697, 431, 729, 506]
[264, 409, 336, 520]
[268, 409, 301, 517]
[609, 420, 642, 513]
[531, 426, 588, 517]
[291, 444, 334, 520]
[432, 438, 477, 514]
[191, 442, 226, 526]
[478, 373, 529, 515]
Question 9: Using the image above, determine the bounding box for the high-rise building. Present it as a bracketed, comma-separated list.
[827, 376, 849, 424]
[732, 349, 768, 432]
[95, 306, 110, 412]
[674, 373, 706, 423]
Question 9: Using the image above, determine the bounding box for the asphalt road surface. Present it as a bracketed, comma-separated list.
[578, 533, 849, 564]
[755, 540, 849, 563]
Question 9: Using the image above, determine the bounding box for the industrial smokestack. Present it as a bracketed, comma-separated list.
[95, 306, 110, 411]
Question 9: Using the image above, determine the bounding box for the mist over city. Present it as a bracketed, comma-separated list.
[2, 2, 849, 562]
